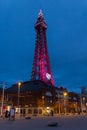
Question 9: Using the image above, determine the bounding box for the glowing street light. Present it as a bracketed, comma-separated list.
[18, 82, 21, 113]
[63, 92, 67, 97]
[63, 92, 68, 115]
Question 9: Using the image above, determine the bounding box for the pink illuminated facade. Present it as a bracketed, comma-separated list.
[31, 10, 54, 86]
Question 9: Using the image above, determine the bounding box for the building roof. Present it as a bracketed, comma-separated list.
[6, 80, 54, 93]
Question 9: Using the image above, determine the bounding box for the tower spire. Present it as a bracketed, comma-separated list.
[31, 11, 55, 86]
[38, 9, 43, 17]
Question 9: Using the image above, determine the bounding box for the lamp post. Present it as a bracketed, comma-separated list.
[57, 91, 61, 115]
[80, 95, 85, 114]
[80, 94, 82, 113]
[42, 96, 45, 115]
[82, 97, 85, 114]
[1, 82, 5, 117]
[18, 82, 21, 113]
[63, 92, 67, 115]
[85, 102, 87, 114]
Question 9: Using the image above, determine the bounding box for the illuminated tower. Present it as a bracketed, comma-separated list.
[31, 10, 54, 86]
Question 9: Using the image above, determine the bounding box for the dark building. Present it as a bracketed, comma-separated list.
[6, 80, 56, 107]
[68, 92, 80, 113]
[6, 80, 57, 115]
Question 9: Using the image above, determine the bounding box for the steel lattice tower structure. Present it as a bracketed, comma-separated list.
[31, 10, 54, 86]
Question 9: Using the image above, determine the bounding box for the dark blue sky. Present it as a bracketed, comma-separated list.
[0, 0, 87, 92]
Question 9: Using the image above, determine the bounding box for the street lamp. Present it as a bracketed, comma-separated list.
[80, 94, 82, 113]
[64, 92, 67, 97]
[86, 103, 87, 113]
[63, 92, 68, 115]
[1, 82, 5, 117]
[42, 96, 45, 115]
[57, 91, 61, 115]
[81, 97, 86, 114]
[18, 82, 21, 113]
[80, 95, 86, 114]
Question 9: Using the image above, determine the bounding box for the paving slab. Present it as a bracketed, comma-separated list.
[0, 115, 87, 130]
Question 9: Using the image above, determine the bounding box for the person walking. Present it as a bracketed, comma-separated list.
[5, 110, 9, 118]
[9, 107, 15, 120]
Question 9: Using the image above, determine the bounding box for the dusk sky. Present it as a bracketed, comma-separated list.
[0, 0, 87, 92]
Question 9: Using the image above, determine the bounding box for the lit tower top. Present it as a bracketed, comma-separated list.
[31, 10, 55, 86]
[38, 9, 43, 17]
[35, 10, 47, 29]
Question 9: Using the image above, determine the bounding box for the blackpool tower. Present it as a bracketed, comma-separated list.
[31, 10, 54, 86]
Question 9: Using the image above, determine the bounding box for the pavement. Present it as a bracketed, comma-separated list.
[0, 114, 87, 130]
